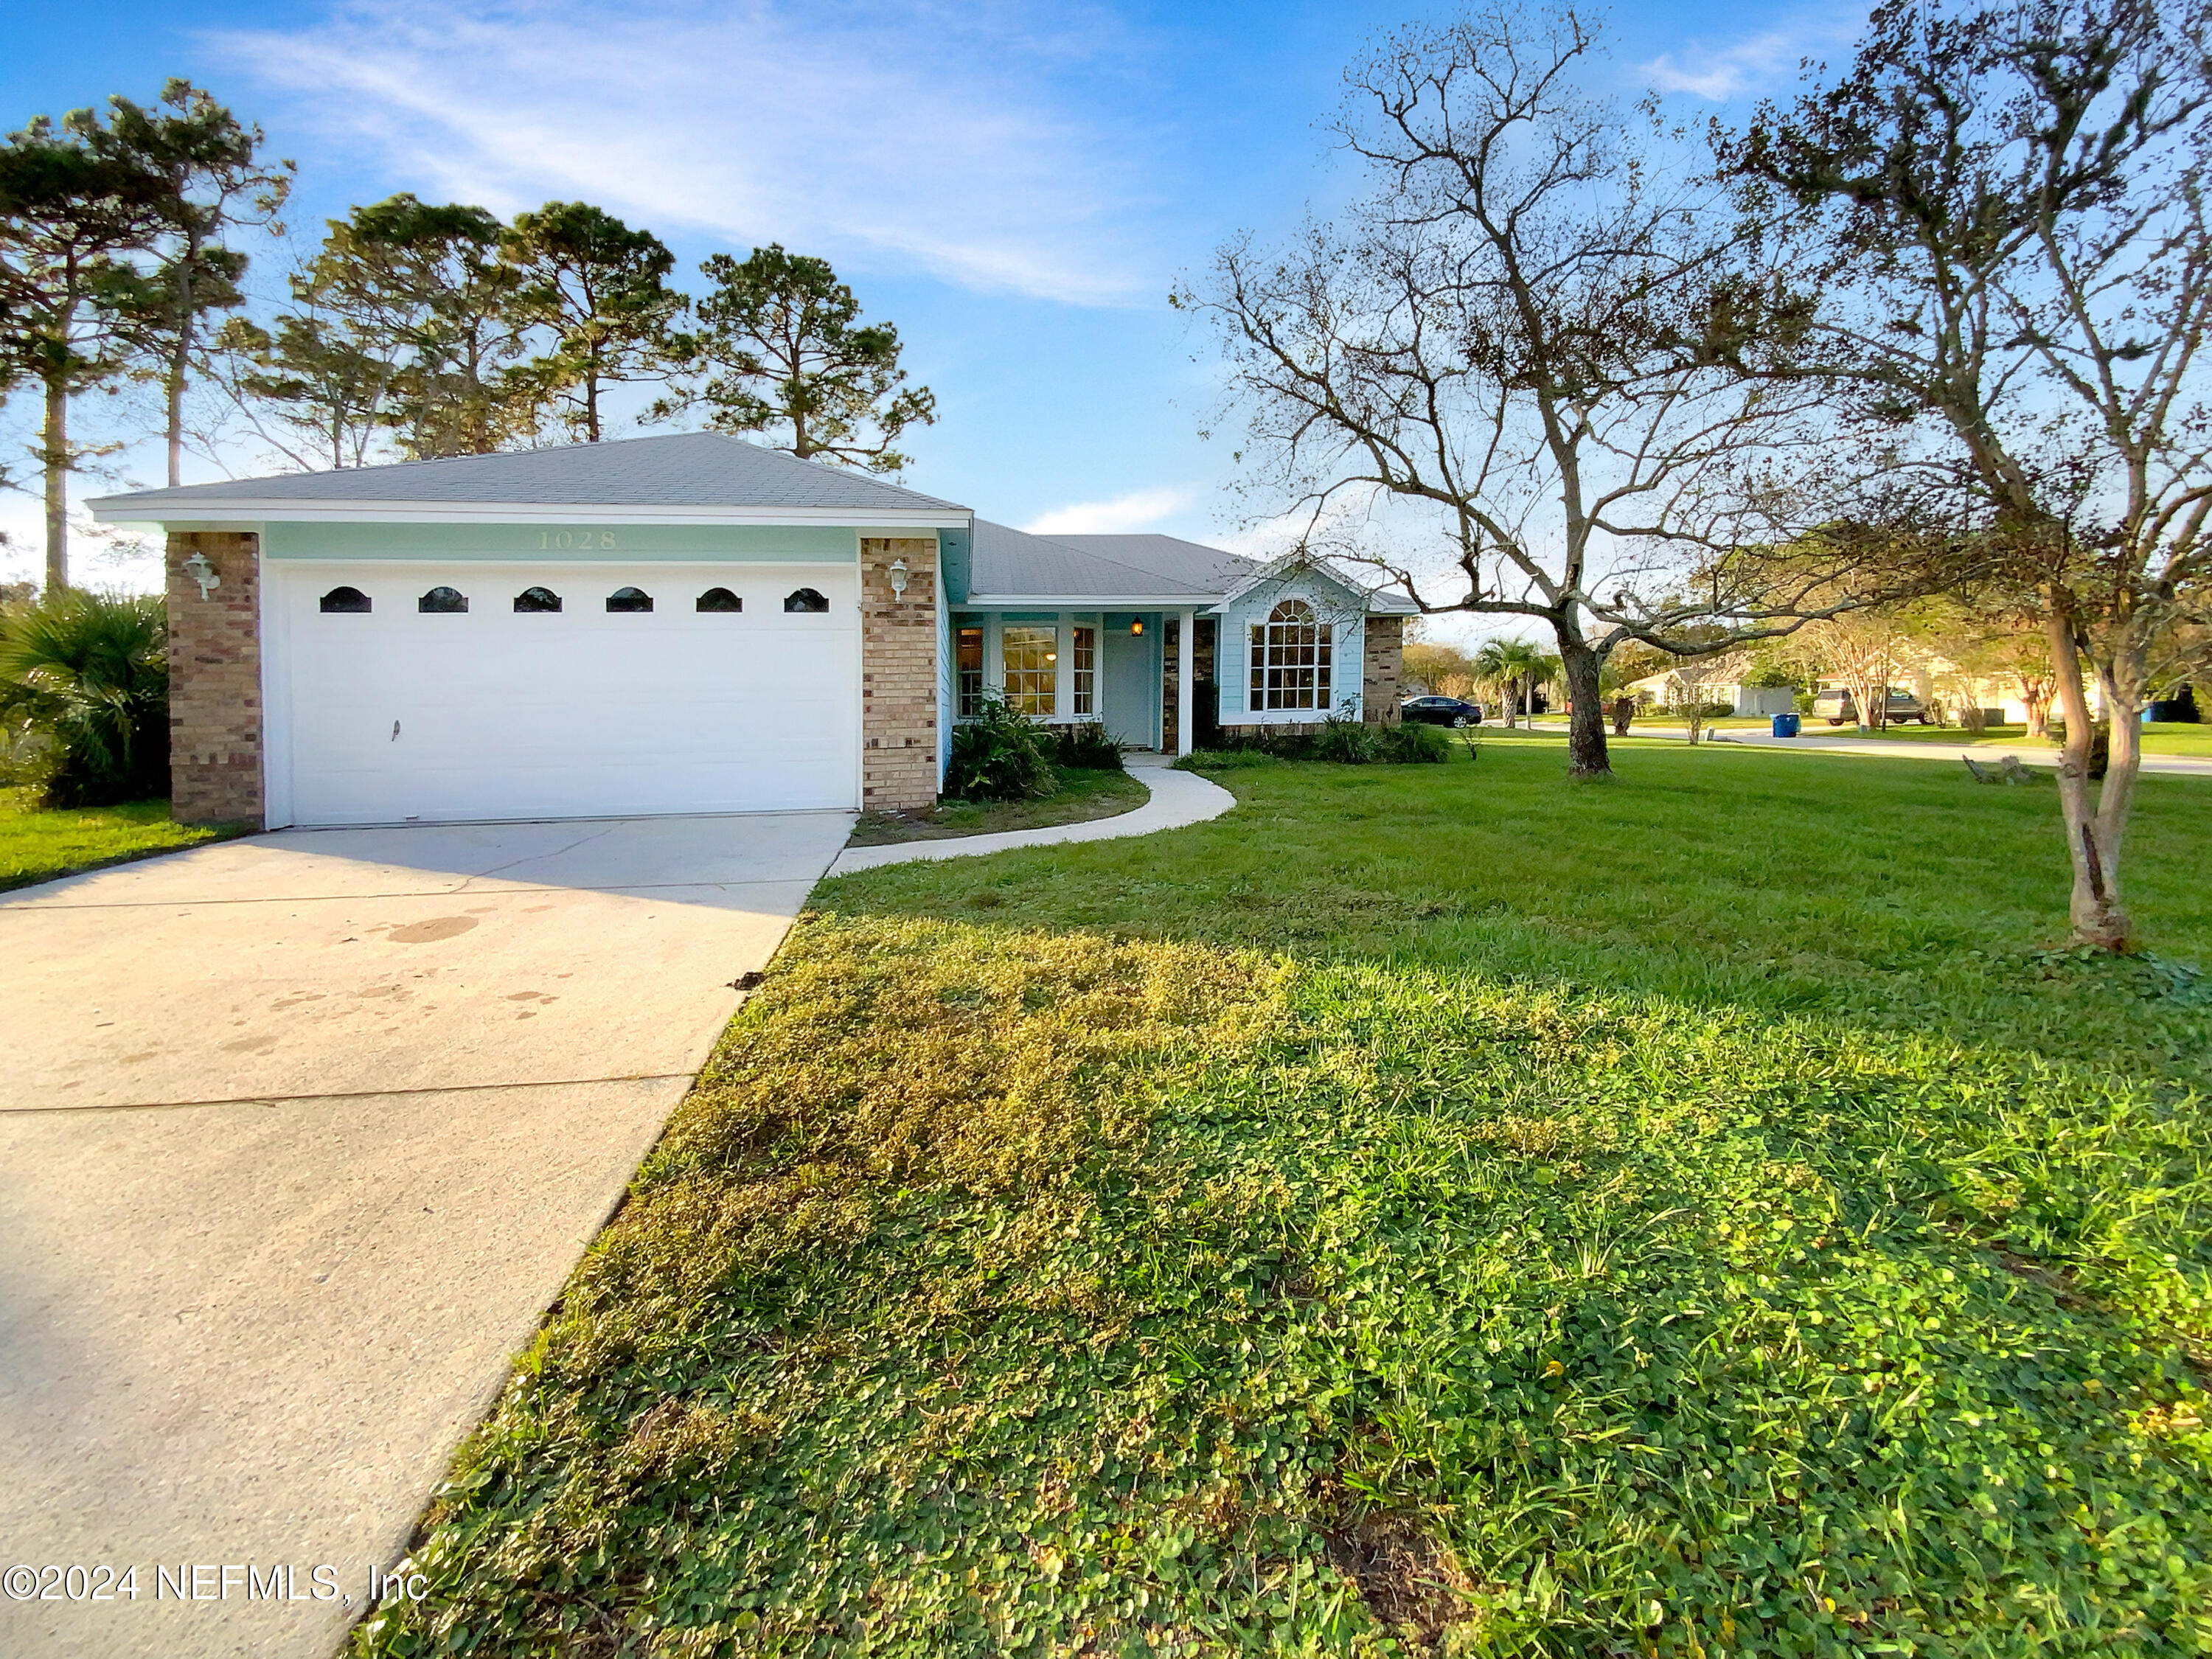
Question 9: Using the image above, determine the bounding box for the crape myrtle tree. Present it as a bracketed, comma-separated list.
[1178, 5, 1898, 778]
[1720, 0, 2212, 947]
[664, 243, 936, 473]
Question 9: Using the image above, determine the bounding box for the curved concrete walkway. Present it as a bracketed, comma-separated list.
[827, 756, 1236, 877]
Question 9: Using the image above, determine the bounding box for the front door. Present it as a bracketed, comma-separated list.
[1099, 622, 1158, 748]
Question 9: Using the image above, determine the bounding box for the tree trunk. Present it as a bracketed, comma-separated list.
[169, 262, 195, 488]
[2045, 607, 2130, 949]
[1841, 664, 1884, 733]
[167, 363, 186, 487]
[42, 373, 69, 594]
[1560, 639, 1610, 776]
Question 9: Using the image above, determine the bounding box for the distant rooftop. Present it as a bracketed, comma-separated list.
[89, 430, 969, 516]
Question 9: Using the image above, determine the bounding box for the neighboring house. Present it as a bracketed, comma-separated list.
[92, 431, 1409, 830]
[1622, 654, 1796, 717]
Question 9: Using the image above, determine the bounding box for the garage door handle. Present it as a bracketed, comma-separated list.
[392, 720, 401, 742]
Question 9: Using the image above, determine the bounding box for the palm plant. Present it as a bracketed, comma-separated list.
[1473, 639, 1552, 728]
[0, 589, 170, 804]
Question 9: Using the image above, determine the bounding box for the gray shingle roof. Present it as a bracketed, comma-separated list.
[970, 521, 1256, 599]
[88, 430, 967, 515]
[1043, 533, 1263, 593]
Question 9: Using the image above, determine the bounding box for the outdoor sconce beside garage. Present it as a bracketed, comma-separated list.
[181, 549, 220, 599]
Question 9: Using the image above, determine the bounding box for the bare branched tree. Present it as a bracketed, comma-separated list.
[1723, 0, 2212, 948]
[1178, 5, 1905, 776]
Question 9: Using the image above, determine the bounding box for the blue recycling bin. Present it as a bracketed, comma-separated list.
[1772, 712, 1802, 737]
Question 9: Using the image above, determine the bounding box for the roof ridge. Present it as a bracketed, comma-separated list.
[88, 426, 970, 513]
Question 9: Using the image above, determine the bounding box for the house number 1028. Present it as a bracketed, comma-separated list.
[539, 529, 618, 550]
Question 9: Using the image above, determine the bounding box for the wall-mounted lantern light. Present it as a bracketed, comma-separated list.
[181, 550, 220, 599]
[887, 557, 909, 598]
[1130, 619, 1144, 636]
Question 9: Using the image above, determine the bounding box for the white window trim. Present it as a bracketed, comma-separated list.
[958, 613, 1113, 724]
[1248, 598, 1335, 714]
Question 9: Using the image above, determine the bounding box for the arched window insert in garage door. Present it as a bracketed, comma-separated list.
[319, 585, 371, 613]
[418, 586, 468, 613]
[513, 586, 562, 613]
[606, 587, 654, 613]
[695, 588, 742, 612]
[784, 587, 829, 613]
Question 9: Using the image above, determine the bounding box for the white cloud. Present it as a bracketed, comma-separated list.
[1023, 484, 1198, 535]
[1641, 15, 1862, 102]
[209, 0, 1155, 306]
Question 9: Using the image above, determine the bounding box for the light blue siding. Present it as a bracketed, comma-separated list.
[1214, 568, 1371, 720]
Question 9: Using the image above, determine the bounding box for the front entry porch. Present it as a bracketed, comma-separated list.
[954, 611, 1214, 754]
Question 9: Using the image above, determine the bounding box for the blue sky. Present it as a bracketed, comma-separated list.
[1, 0, 1866, 612]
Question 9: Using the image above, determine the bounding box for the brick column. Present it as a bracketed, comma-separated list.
[1363, 614, 1404, 725]
[859, 536, 939, 813]
[167, 531, 265, 827]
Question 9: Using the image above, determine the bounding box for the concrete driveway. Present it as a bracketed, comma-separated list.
[0, 812, 851, 1659]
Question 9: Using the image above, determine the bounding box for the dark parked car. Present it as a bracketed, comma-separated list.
[1812, 687, 1933, 726]
[1401, 695, 1485, 728]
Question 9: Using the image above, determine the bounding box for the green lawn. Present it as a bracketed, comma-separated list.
[0, 788, 223, 892]
[364, 746, 2212, 1658]
[848, 766, 1147, 846]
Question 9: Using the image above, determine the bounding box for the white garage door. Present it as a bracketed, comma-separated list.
[272, 562, 860, 826]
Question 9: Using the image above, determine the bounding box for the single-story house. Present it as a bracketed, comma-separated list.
[92, 431, 1410, 829]
[1621, 654, 1796, 717]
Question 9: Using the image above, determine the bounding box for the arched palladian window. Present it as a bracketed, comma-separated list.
[418, 585, 468, 614]
[319, 585, 371, 613]
[784, 587, 829, 614]
[695, 587, 742, 613]
[513, 586, 562, 613]
[606, 587, 653, 613]
[1249, 598, 1332, 711]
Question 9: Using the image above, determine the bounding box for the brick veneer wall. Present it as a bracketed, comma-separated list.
[859, 536, 939, 811]
[167, 531, 265, 827]
[1363, 614, 1405, 726]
